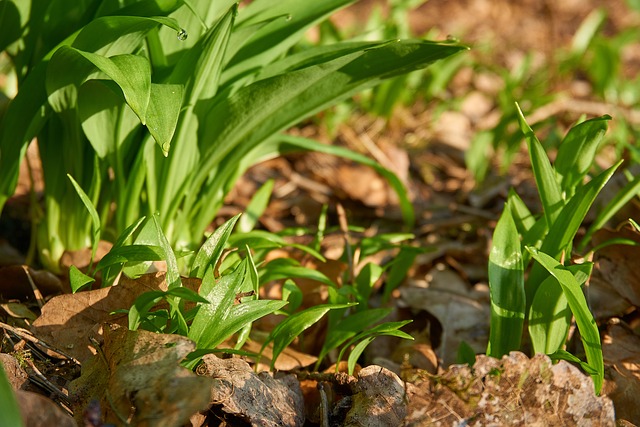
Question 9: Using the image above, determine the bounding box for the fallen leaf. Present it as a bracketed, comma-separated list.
[400, 266, 490, 366]
[343, 365, 407, 427]
[0, 353, 29, 390]
[199, 354, 305, 426]
[1, 302, 38, 322]
[0, 265, 62, 300]
[16, 390, 76, 427]
[404, 352, 615, 426]
[602, 320, 640, 424]
[69, 324, 212, 427]
[593, 228, 640, 307]
[32, 272, 200, 362]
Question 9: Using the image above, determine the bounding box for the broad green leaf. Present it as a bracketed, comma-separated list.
[47, 48, 151, 120]
[579, 173, 640, 251]
[0, 15, 181, 212]
[516, 103, 563, 225]
[0, 363, 24, 427]
[0, 0, 24, 53]
[165, 287, 209, 304]
[101, 217, 146, 286]
[548, 349, 599, 376]
[78, 79, 141, 158]
[263, 303, 354, 370]
[146, 83, 183, 154]
[196, 299, 286, 358]
[189, 259, 251, 348]
[528, 275, 570, 354]
[67, 174, 101, 269]
[224, 0, 356, 86]
[157, 6, 235, 209]
[487, 204, 525, 358]
[259, 258, 336, 287]
[456, 341, 477, 366]
[184, 40, 465, 234]
[507, 189, 536, 235]
[526, 247, 604, 394]
[237, 179, 274, 233]
[190, 214, 241, 279]
[337, 321, 413, 373]
[529, 263, 593, 354]
[69, 265, 95, 293]
[95, 244, 165, 271]
[555, 115, 609, 199]
[128, 290, 165, 330]
[527, 161, 621, 298]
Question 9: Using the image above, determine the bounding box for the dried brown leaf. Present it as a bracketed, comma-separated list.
[602, 320, 640, 424]
[69, 324, 212, 427]
[199, 354, 305, 427]
[31, 273, 200, 362]
[404, 352, 615, 426]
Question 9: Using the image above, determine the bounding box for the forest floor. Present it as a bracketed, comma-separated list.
[1, 0, 640, 426]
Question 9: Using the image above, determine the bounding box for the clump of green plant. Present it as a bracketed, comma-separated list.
[69, 179, 417, 372]
[487, 104, 640, 394]
[0, 0, 465, 272]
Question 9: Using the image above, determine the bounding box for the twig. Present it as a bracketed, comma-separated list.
[24, 358, 70, 405]
[22, 265, 45, 309]
[0, 321, 81, 365]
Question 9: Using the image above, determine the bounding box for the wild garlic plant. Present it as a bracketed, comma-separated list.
[0, 0, 465, 271]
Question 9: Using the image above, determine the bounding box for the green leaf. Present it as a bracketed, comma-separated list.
[317, 307, 392, 366]
[47, 48, 151, 120]
[347, 336, 375, 375]
[526, 247, 604, 394]
[67, 174, 101, 269]
[69, 265, 95, 293]
[146, 83, 183, 155]
[529, 262, 592, 354]
[128, 290, 166, 330]
[190, 214, 241, 279]
[259, 258, 336, 287]
[263, 303, 355, 370]
[456, 341, 477, 366]
[237, 179, 274, 233]
[95, 244, 165, 271]
[554, 115, 610, 199]
[355, 262, 384, 307]
[382, 246, 420, 302]
[189, 259, 255, 349]
[101, 217, 146, 286]
[527, 161, 621, 298]
[528, 275, 571, 354]
[223, 0, 356, 86]
[337, 321, 413, 374]
[77, 79, 141, 158]
[0, 363, 24, 427]
[487, 204, 525, 358]
[185, 40, 466, 234]
[516, 102, 563, 226]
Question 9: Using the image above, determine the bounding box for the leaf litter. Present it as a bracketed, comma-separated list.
[2, 0, 640, 425]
